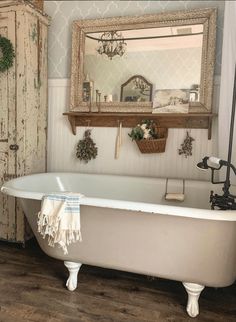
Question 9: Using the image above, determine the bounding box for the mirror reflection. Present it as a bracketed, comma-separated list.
[121, 75, 152, 102]
[84, 24, 203, 109]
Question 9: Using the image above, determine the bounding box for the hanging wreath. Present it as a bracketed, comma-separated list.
[0, 36, 15, 73]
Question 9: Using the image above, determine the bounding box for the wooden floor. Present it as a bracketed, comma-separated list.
[0, 240, 235, 322]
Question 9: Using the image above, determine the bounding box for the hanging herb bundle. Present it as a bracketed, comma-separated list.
[0, 36, 15, 73]
[76, 129, 98, 163]
[178, 131, 195, 158]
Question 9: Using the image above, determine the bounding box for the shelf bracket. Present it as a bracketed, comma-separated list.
[208, 116, 213, 140]
[68, 115, 76, 135]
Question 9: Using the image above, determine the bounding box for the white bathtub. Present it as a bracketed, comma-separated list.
[1, 172, 236, 318]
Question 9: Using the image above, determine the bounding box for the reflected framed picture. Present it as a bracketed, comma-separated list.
[83, 81, 93, 102]
[120, 75, 153, 103]
[152, 89, 190, 113]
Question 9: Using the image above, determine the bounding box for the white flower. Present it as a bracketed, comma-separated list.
[141, 124, 147, 131]
[143, 129, 151, 139]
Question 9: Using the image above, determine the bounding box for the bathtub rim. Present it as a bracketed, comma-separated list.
[1, 172, 236, 222]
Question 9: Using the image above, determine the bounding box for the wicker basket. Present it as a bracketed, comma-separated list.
[135, 128, 168, 153]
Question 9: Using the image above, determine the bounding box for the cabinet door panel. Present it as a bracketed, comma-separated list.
[0, 11, 17, 241]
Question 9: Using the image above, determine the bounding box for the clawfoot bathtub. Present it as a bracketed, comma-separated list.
[1, 173, 236, 318]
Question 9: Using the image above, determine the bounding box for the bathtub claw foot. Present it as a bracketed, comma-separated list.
[183, 282, 205, 318]
[64, 261, 82, 291]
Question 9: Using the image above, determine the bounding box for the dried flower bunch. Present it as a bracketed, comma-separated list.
[76, 129, 98, 163]
[128, 120, 160, 141]
[178, 131, 195, 158]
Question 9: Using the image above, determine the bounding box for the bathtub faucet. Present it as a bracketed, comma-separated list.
[197, 156, 236, 182]
[210, 191, 236, 210]
[197, 156, 236, 210]
[197, 66, 236, 209]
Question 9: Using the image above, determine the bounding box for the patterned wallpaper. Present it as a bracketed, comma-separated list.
[44, 1, 225, 79]
[85, 48, 202, 102]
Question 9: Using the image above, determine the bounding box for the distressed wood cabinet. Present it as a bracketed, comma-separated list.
[0, 1, 49, 243]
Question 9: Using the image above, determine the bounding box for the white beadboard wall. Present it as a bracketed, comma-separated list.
[47, 78, 220, 180]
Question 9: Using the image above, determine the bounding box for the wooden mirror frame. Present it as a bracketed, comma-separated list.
[69, 7, 216, 114]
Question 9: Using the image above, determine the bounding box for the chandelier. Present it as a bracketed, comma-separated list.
[97, 31, 127, 60]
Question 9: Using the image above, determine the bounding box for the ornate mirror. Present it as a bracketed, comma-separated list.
[120, 75, 152, 102]
[69, 8, 216, 114]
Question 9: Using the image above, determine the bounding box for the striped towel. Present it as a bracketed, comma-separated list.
[37, 193, 83, 255]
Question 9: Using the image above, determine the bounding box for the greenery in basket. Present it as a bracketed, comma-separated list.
[128, 120, 160, 141]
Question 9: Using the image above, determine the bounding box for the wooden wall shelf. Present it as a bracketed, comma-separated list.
[63, 112, 216, 140]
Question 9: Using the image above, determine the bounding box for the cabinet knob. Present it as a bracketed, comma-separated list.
[9, 144, 19, 151]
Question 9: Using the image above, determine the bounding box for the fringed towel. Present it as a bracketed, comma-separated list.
[37, 193, 83, 255]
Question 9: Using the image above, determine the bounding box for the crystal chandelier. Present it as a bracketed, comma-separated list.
[97, 31, 127, 60]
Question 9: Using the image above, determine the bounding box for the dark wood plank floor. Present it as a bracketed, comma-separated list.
[0, 240, 235, 322]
